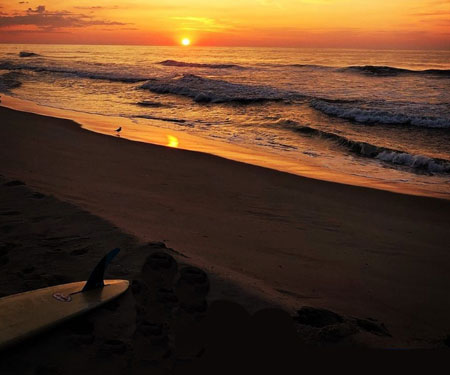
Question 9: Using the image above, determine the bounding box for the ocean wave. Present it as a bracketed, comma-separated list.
[0, 61, 149, 83]
[375, 151, 450, 173]
[140, 74, 290, 104]
[341, 65, 450, 77]
[292, 124, 450, 174]
[19, 51, 40, 58]
[271, 63, 450, 77]
[158, 60, 243, 69]
[310, 99, 450, 129]
[136, 100, 168, 108]
[0, 71, 22, 92]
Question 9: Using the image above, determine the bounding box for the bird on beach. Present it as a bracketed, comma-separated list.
[115, 126, 122, 137]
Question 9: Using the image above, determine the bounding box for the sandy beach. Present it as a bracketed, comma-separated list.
[1, 104, 450, 369]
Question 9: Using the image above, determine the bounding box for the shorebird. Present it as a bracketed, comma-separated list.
[115, 126, 122, 136]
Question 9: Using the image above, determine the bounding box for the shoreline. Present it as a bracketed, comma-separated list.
[1, 104, 450, 348]
[2, 94, 448, 200]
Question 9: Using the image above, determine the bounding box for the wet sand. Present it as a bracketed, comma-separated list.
[1, 106, 450, 355]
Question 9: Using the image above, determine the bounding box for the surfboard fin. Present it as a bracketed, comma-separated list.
[82, 248, 120, 292]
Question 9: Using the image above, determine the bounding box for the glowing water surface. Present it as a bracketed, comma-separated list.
[1, 45, 449, 198]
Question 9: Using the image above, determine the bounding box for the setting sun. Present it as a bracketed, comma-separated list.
[181, 38, 191, 46]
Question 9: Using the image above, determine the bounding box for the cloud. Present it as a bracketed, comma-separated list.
[4, 28, 68, 34]
[27, 5, 45, 13]
[0, 5, 127, 31]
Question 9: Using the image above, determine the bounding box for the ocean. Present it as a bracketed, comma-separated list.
[1, 44, 449, 197]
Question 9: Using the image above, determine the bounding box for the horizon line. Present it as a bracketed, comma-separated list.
[0, 42, 449, 52]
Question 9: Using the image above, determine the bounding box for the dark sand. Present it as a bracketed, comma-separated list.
[1, 176, 416, 374]
[0, 106, 449, 363]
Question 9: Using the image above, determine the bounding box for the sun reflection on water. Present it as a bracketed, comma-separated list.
[167, 135, 179, 148]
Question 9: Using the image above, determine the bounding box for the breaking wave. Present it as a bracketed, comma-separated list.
[140, 74, 292, 104]
[310, 99, 450, 129]
[158, 60, 243, 69]
[292, 124, 450, 174]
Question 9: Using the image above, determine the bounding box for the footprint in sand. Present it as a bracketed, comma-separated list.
[141, 251, 178, 288]
[133, 251, 178, 324]
[131, 250, 213, 365]
[175, 266, 210, 314]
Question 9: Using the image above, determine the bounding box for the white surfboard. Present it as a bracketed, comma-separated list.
[0, 249, 129, 350]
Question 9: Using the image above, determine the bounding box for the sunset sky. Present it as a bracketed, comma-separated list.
[0, 0, 449, 49]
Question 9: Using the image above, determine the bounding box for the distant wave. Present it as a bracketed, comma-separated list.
[158, 60, 244, 69]
[19, 51, 40, 58]
[311, 99, 450, 129]
[340, 65, 450, 77]
[281, 63, 450, 77]
[292, 124, 450, 174]
[0, 61, 149, 83]
[140, 74, 291, 104]
[0, 71, 22, 92]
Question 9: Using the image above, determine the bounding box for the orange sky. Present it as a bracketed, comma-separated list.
[0, 0, 449, 49]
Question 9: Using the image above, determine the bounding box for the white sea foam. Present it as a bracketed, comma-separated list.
[291, 123, 450, 174]
[376, 151, 450, 173]
[140, 74, 289, 103]
[311, 100, 450, 129]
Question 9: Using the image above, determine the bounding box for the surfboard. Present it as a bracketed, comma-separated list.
[0, 248, 129, 350]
